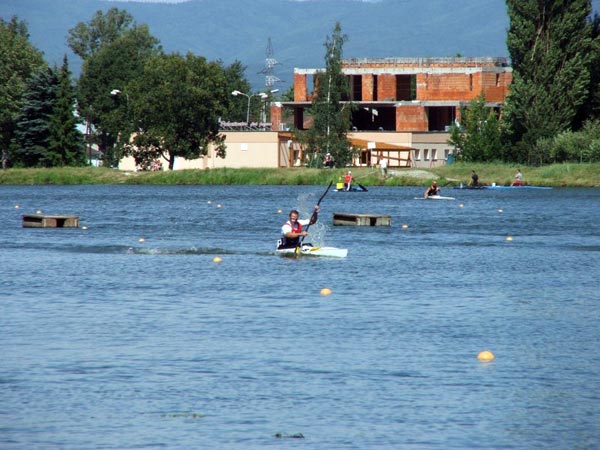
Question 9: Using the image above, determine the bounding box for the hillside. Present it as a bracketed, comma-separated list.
[3, 0, 511, 89]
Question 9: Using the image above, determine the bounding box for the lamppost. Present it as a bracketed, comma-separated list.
[260, 89, 279, 125]
[232, 90, 268, 126]
[110, 89, 129, 104]
[109, 89, 130, 168]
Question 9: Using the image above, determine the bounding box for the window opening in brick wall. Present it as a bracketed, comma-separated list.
[427, 106, 456, 131]
[396, 75, 416, 101]
[351, 75, 362, 101]
[373, 76, 378, 101]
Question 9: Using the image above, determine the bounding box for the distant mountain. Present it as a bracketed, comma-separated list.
[0, 0, 534, 90]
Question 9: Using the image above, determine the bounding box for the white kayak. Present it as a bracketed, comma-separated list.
[276, 244, 348, 258]
[415, 195, 456, 200]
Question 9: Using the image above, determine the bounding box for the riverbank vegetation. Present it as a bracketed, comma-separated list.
[1, 163, 599, 187]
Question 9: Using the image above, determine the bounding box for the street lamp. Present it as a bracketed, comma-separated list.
[109, 89, 130, 167]
[232, 90, 268, 126]
[110, 89, 129, 104]
[260, 89, 279, 124]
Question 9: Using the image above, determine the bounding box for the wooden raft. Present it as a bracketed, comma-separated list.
[333, 212, 391, 227]
[22, 214, 80, 228]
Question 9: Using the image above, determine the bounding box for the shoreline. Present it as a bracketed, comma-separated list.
[0, 162, 599, 187]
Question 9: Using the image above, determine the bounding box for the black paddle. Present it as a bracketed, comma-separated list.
[296, 181, 333, 252]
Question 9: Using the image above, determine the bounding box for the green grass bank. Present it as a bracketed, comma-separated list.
[0, 163, 599, 187]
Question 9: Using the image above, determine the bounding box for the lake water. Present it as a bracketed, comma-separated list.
[1, 184, 599, 449]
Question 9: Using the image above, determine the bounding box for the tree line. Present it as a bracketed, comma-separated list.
[450, 0, 600, 164]
[0, 9, 253, 169]
[2, 1, 600, 170]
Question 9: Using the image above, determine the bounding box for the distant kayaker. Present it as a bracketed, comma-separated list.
[511, 168, 523, 186]
[470, 170, 479, 186]
[424, 180, 441, 198]
[277, 205, 320, 249]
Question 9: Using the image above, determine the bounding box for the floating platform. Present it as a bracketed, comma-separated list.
[333, 212, 391, 227]
[22, 214, 80, 228]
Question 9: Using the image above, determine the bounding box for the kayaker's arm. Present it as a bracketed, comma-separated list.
[285, 229, 308, 238]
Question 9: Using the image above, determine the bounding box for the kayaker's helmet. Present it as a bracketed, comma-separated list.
[348, 171, 352, 174]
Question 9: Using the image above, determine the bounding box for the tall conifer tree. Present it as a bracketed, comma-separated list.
[12, 67, 57, 167]
[503, 0, 593, 163]
[48, 56, 86, 166]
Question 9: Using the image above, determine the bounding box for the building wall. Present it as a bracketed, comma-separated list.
[119, 132, 281, 171]
[418, 73, 475, 101]
[291, 57, 511, 133]
[117, 129, 453, 171]
[396, 105, 429, 132]
[377, 74, 397, 101]
[362, 74, 374, 102]
[294, 73, 308, 102]
[410, 132, 454, 168]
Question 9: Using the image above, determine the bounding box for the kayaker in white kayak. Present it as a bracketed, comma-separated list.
[277, 205, 320, 249]
[424, 180, 441, 198]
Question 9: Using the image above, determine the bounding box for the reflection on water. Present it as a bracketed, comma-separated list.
[1, 185, 599, 449]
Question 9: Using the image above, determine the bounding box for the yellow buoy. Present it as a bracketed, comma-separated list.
[213, 256, 222, 263]
[402, 224, 409, 229]
[277, 209, 283, 214]
[207, 200, 212, 204]
[477, 350, 495, 362]
[139, 238, 145, 243]
[506, 236, 513, 241]
[320, 288, 332, 296]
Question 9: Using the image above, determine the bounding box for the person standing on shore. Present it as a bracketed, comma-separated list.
[380, 156, 388, 176]
[1, 149, 7, 169]
[470, 170, 479, 186]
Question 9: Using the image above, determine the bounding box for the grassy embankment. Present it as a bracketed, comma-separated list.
[0, 162, 599, 187]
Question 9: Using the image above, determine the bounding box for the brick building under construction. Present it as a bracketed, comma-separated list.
[271, 56, 512, 168]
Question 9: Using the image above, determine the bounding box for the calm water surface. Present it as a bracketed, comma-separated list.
[1, 185, 599, 449]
